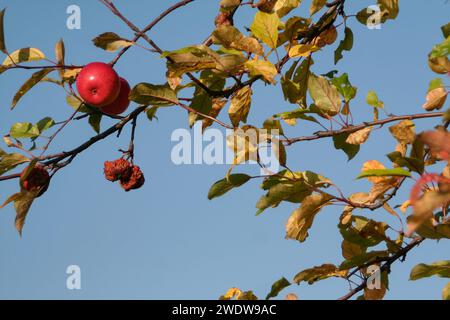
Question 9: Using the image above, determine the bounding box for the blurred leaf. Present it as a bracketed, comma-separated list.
[443, 283, 450, 300]
[130, 83, 178, 106]
[220, 287, 258, 300]
[410, 261, 450, 280]
[229, 86, 252, 127]
[285, 193, 333, 242]
[146, 106, 158, 121]
[389, 120, 415, 145]
[250, 11, 280, 49]
[10, 122, 40, 139]
[357, 168, 411, 179]
[442, 23, 450, 38]
[208, 174, 251, 200]
[334, 27, 353, 65]
[266, 277, 291, 300]
[410, 216, 450, 240]
[309, 0, 326, 16]
[366, 90, 384, 108]
[2, 47, 45, 66]
[274, 0, 301, 17]
[11, 68, 53, 109]
[92, 32, 133, 52]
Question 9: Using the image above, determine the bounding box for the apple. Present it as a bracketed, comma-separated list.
[76, 62, 120, 107]
[20, 164, 50, 196]
[100, 77, 131, 115]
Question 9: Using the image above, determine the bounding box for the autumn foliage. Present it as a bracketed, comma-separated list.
[0, 0, 449, 300]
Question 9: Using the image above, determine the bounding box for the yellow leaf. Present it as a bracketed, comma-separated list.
[288, 44, 320, 58]
[345, 127, 372, 145]
[3, 47, 45, 66]
[422, 87, 448, 111]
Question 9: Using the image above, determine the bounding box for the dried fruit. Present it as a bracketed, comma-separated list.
[104, 158, 132, 182]
[120, 165, 145, 191]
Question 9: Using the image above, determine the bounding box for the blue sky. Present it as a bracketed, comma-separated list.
[0, 0, 449, 299]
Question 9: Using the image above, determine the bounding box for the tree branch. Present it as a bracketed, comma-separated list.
[283, 112, 445, 145]
[338, 237, 424, 300]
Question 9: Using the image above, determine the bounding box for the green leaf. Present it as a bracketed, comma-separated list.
[2, 47, 45, 66]
[146, 106, 158, 121]
[430, 37, 450, 59]
[66, 95, 91, 113]
[333, 132, 360, 160]
[356, 168, 411, 179]
[208, 174, 251, 200]
[442, 23, 450, 39]
[309, 0, 326, 16]
[10, 122, 40, 139]
[0, 152, 29, 176]
[36, 117, 55, 133]
[92, 32, 133, 52]
[245, 59, 278, 84]
[130, 83, 178, 106]
[88, 113, 102, 134]
[428, 78, 444, 92]
[410, 261, 450, 281]
[331, 73, 357, 103]
[229, 86, 252, 127]
[334, 27, 353, 65]
[281, 57, 313, 107]
[366, 90, 384, 108]
[188, 90, 212, 127]
[308, 74, 341, 116]
[266, 277, 291, 300]
[250, 11, 280, 49]
[0, 8, 6, 53]
[285, 193, 333, 243]
[11, 68, 54, 109]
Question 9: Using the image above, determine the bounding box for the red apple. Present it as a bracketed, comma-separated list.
[76, 62, 120, 107]
[100, 77, 131, 115]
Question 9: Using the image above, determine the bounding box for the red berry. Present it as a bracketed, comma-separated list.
[100, 77, 131, 115]
[76, 62, 120, 107]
